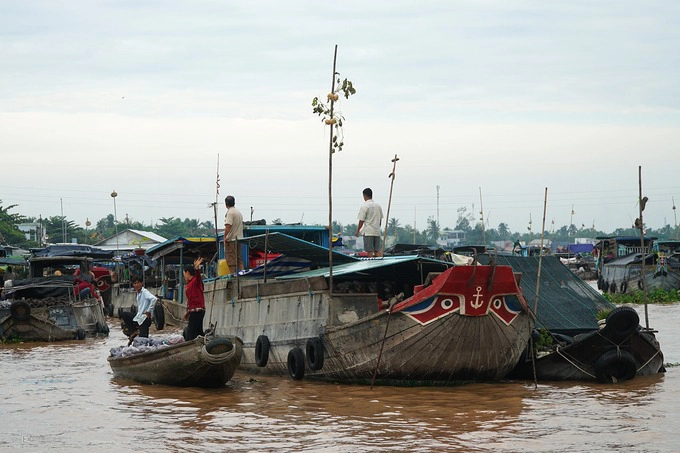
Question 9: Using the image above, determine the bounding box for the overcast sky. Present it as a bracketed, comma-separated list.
[2, 1, 679, 236]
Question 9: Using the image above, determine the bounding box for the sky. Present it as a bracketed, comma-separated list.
[2, 1, 680, 236]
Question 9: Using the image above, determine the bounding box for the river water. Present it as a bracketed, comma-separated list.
[2, 303, 679, 453]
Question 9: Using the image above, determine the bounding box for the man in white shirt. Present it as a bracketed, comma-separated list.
[355, 187, 384, 257]
[223, 195, 244, 272]
[120, 276, 157, 342]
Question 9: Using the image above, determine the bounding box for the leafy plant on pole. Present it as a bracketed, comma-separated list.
[311, 45, 356, 292]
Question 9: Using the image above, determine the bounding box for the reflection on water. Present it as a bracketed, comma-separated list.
[2, 305, 680, 452]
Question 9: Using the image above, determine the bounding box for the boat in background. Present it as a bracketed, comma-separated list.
[1, 249, 110, 342]
[595, 236, 680, 294]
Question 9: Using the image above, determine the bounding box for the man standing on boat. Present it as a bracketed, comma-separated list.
[223, 195, 244, 273]
[355, 188, 384, 257]
[120, 276, 157, 342]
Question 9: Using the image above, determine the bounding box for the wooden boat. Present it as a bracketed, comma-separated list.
[0, 280, 109, 342]
[0, 300, 88, 341]
[196, 233, 535, 385]
[108, 335, 243, 387]
[510, 306, 664, 383]
[476, 255, 665, 383]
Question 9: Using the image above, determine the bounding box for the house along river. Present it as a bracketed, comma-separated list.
[2, 303, 680, 453]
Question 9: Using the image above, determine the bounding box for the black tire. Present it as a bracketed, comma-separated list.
[255, 335, 271, 367]
[620, 281, 628, 294]
[603, 281, 609, 293]
[605, 306, 640, 342]
[107, 303, 114, 317]
[205, 338, 234, 355]
[306, 337, 325, 371]
[597, 277, 603, 290]
[610, 282, 617, 294]
[75, 328, 86, 340]
[96, 321, 105, 334]
[637, 279, 644, 290]
[10, 301, 31, 321]
[594, 349, 637, 383]
[287, 348, 305, 380]
[117, 307, 124, 318]
[153, 305, 165, 330]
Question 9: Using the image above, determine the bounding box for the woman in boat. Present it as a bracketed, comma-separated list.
[182, 256, 205, 340]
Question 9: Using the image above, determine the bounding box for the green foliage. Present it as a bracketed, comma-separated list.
[596, 309, 611, 320]
[603, 288, 680, 305]
[1, 334, 24, 344]
[0, 201, 26, 245]
[312, 77, 356, 153]
[533, 328, 553, 351]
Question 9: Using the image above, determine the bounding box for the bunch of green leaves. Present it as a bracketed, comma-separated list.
[311, 77, 356, 153]
[603, 288, 680, 305]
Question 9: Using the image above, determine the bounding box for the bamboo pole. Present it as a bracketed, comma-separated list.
[534, 187, 548, 315]
[479, 187, 486, 246]
[638, 166, 649, 329]
[328, 45, 338, 295]
[381, 155, 399, 256]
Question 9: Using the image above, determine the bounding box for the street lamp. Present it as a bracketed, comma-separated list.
[111, 190, 119, 257]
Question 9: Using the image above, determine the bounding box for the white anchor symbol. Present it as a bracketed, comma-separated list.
[470, 286, 484, 309]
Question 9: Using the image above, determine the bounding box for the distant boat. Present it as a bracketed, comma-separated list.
[595, 236, 680, 294]
[1, 249, 111, 342]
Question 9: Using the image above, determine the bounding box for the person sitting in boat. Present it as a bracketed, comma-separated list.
[120, 276, 158, 344]
[182, 257, 206, 341]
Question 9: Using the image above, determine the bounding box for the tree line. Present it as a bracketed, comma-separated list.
[1, 200, 678, 251]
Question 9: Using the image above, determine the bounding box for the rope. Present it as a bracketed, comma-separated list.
[555, 346, 597, 379]
[199, 338, 239, 364]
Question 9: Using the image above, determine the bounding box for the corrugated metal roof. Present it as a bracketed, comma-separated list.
[276, 255, 450, 280]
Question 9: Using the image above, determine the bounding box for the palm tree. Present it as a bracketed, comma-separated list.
[425, 216, 440, 244]
[388, 217, 400, 236]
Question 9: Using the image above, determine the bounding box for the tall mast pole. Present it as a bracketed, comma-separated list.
[327, 45, 338, 294]
[381, 155, 399, 256]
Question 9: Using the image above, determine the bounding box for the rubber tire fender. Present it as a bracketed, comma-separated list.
[603, 281, 610, 293]
[75, 328, 86, 340]
[205, 338, 234, 355]
[637, 279, 644, 290]
[597, 277, 603, 290]
[287, 348, 305, 380]
[594, 349, 637, 383]
[255, 335, 271, 367]
[605, 306, 640, 342]
[306, 337, 325, 371]
[153, 305, 165, 330]
[620, 281, 628, 294]
[609, 282, 617, 294]
[10, 301, 31, 321]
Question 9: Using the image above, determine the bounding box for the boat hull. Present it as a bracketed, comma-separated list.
[0, 299, 108, 342]
[108, 335, 243, 387]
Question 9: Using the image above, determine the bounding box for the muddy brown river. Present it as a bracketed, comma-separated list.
[2, 303, 680, 452]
